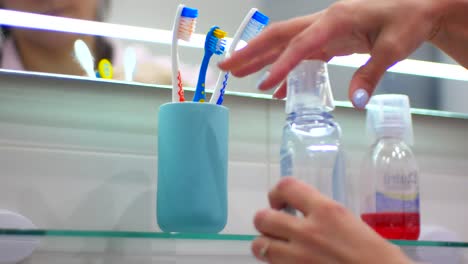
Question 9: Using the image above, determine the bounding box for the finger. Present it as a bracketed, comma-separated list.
[349, 28, 408, 109]
[252, 236, 297, 263]
[268, 177, 328, 216]
[230, 47, 283, 78]
[219, 13, 321, 73]
[272, 82, 287, 99]
[254, 209, 302, 240]
[257, 13, 339, 91]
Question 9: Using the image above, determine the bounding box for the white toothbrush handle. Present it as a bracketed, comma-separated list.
[171, 5, 184, 102]
[209, 8, 258, 104]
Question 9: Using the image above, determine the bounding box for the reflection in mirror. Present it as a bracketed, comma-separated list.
[0, 0, 467, 114]
[0, 0, 202, 87]
[0, 1, 261, 97]
[0, 0, 108, 77]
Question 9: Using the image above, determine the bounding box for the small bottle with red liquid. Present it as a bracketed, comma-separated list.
[360, 94, 420, 240]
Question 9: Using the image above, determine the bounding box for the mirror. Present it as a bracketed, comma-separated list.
[1, 0, 467, 114]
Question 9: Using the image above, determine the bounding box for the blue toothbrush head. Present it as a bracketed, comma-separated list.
[252, 10, 269, 25]
[241, 10, 269, 42]
[205, 26, 227, 55]
[181, 6, 198, 18]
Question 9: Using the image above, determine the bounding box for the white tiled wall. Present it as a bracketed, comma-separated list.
[0, 72, 271, 235]
[1, 71, 468, 241]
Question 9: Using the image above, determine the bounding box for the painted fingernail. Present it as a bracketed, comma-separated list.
[352, 88, 369, 109]
[272, 93, 280, 99]
[272, 86, 281, 99]
[258, 240, 271, 260]
[256, 71, 270, 90]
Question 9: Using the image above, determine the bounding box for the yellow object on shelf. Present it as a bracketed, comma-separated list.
[97, 59, 113, 79]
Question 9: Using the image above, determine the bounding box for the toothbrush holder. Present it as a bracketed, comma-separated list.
[157, 102, 229, 233]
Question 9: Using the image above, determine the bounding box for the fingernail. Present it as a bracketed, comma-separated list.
[256, 71, 270, 90]
[352, 88, 369, 109]
[272, 87, 281, 99]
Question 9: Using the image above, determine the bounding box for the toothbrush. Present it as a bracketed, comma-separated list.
[193, 26, 227, 102]
[74, 39, 96, 78]
[209, 9, 269, 105]
[123, 47, 137, 82]
[171, 4, 198, 102]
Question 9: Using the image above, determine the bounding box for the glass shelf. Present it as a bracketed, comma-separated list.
[0, 229, 256, 241]
[1, 229, 467, 263]
[1, 229, 468, 247]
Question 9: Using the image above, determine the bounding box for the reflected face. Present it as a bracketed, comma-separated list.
[2, 0, 100, 20]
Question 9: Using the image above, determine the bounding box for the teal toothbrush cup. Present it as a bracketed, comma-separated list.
[157, 102, 228, 233]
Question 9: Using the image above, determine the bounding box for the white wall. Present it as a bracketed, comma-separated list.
[438, 54, 468, 113]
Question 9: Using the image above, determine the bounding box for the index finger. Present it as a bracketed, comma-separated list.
[257, 9, 343, 91]
[218, 13, 321, 72]
[268, 177, 330, 216]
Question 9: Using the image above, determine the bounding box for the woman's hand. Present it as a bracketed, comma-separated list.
[252, 177, 412, 263]
[219, 0, 450, 109]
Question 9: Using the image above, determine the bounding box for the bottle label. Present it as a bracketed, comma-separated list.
[382, 170, 418, 192]
[376, 192, 419, 212]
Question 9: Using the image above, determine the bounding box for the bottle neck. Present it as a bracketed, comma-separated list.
[285, 60, 334, 114]
[286, 108, 333, 122]
[375, 135, 407, 145]
[374, 126, 405, 141]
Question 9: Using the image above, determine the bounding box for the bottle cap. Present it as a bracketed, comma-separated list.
[286, 60, 334, 114]
[366, 94, 414, 145]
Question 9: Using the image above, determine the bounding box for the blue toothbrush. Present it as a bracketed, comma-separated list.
[193, 26, 227, 102]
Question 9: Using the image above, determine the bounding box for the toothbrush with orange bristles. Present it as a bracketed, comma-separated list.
[171, 4, 198, 102]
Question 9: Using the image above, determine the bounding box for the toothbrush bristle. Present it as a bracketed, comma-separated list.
[205, 28, 227, 55]
[252, 10, 269, 25]
[241, 11, 269, 42]
[213, 31, 227, 55]
[178, 7, 198, 41]
[178, 17, 197, 41]
[213, 28, 227, 39]
[215, 38, 227, 55]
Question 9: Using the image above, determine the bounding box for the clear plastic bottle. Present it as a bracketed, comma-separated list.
[280, 60, 347, 214]
[360, 94, 420, 240]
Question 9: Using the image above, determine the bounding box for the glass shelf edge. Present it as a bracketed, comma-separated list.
[0, 229, 255, 241]
[1, 229, 468, 248]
